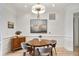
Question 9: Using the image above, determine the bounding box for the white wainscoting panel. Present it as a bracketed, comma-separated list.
[64, 36, 73, 51]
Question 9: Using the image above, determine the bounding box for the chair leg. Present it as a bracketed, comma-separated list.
[54, 47, 57, 55]
[23, 52, 26, 56]
[51, 48, 53, 56]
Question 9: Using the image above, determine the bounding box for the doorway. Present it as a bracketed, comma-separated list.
[73, 12, 79, 55]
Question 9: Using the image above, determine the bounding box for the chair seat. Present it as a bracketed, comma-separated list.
[21, 42, 33, 56]
[40, 53, 50, 56]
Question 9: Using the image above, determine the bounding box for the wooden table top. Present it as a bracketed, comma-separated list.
[27, 39, 57, 47]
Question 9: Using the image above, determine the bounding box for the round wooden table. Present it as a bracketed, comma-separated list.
[26, 39, 57, 56]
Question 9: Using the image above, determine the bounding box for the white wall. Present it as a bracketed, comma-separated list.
[64, 5, 79, 51]
[0, 5, 16, 55]
[16, 9, 65, 47]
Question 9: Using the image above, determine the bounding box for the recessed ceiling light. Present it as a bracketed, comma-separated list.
[52, 4, 55, 7]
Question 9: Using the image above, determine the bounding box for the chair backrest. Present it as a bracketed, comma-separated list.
[50, 40, 57, 44]
[21, 42, 28, 50]
[50, 40, 57, 47]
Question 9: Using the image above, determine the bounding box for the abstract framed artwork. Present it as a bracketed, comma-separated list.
[30, 19, 47, 33]
[49, 13, 56, 20]
[8, 21, 14, 29]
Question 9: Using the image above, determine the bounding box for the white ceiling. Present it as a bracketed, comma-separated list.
[0, 3, 79, 14]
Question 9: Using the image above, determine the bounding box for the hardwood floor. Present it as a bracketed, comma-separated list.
[6, 47, 79, 56]
[74, 48, 79, 56]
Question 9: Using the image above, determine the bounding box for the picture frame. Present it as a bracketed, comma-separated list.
[49, 13, 56, 20]
[30, 19, 47, 33]
[8, 21, 14, 29]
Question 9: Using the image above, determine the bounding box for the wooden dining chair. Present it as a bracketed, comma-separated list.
[50, 40, 57, 55]
[21, 42, 34, 56]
